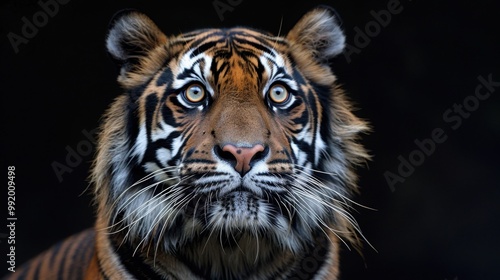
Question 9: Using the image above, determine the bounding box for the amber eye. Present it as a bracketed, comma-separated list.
[184, 83, 206, 103]
[268, 84, 289, 104]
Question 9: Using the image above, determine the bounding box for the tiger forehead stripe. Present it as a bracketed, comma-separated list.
[260, 50, 286, 73]
[232, 34, 279, 56]
[172, 29, 289, 92]
[184, 29, 285, 59]
[187, 32, 226, 58]
[173, 50, 214, 91]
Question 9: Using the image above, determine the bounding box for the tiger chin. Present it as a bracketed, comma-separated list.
[6, 6, 370, 280]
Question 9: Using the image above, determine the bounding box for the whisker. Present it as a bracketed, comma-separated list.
[191, 190, 204, 234]
[287, 186, 353, 250]
[106, 175, 191, 235]
[293, 167, 376, 211]
[109, 167, 179, 212]
[106, 183, 177, 234]
[153, 191, 195, 262]
[202, 211, 219, 254]
[289, 180, 376, 251]
[127, 176, 196, 259]
[290, 192, 347, 249]
[218, 226, 226, 254]
[292, 182, 361, 231]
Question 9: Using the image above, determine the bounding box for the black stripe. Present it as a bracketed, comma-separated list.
[292, 230, 330, 279]
[110, 235, 165, 280]
[129, 77, 153, 101]
[292, 138, 314, 163]
[176, 59, 203, 81]
[71, 230, 96, 277]
[13, 258, 31, 279]
[188, 31, 226, 57]
[267, 159, 291, 165]
[97, 258, 111, 280]
[233, 32, 280, 54]
[156, 67, 173, 86]
[182, 158, 216, 164]
[55, 236, 75, 279]
[190, 40, 220, 58]
[144, 94, 159, 139]
[125, 95, 140, 145]
[46, 240, 64, 273]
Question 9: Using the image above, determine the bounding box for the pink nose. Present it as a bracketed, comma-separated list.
[221, 144, 265, 175]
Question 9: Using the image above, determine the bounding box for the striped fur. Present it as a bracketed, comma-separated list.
[2, 229, 96, 280]
[4, 6, 370, 280]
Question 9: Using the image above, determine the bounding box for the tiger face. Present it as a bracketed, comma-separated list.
[93, 6, 369, 279]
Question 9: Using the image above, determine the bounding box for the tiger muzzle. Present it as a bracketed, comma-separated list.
[214, 143, 268, 176]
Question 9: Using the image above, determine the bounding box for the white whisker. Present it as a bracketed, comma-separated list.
[289, 173, 377, 251]
[294, 166, 377, 211]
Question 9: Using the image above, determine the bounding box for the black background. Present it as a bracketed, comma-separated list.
[1, 0, 499, 279]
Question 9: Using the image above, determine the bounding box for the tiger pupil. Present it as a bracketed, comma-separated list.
[191, 88, 200, 96]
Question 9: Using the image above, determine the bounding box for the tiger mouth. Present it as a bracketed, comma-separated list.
[218, 183, 264, 198]
[218, 190, 260, 211]
[209, 190, 265, 226]
[187, 184, 263, 212]
[184, 183, 281, 228]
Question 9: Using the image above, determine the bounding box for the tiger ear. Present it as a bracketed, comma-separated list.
[286, 6, 345, 62]
[106, 10, 167, 66]
[106, 10, 168, 87]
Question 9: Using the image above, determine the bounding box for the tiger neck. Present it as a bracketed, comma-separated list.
[108, 230, 287, 279]
[103, 228, 334, 279]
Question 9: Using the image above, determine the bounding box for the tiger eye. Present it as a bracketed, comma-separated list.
[185, 83, 205, 103]
[268, 84, 289, 104]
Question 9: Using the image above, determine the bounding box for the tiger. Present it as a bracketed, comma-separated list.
[4, 5, 370, 280]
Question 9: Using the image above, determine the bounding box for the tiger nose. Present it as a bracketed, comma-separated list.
[217, 144, 267, 175]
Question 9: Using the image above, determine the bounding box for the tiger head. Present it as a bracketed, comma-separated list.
[93, 6, 369, 279]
